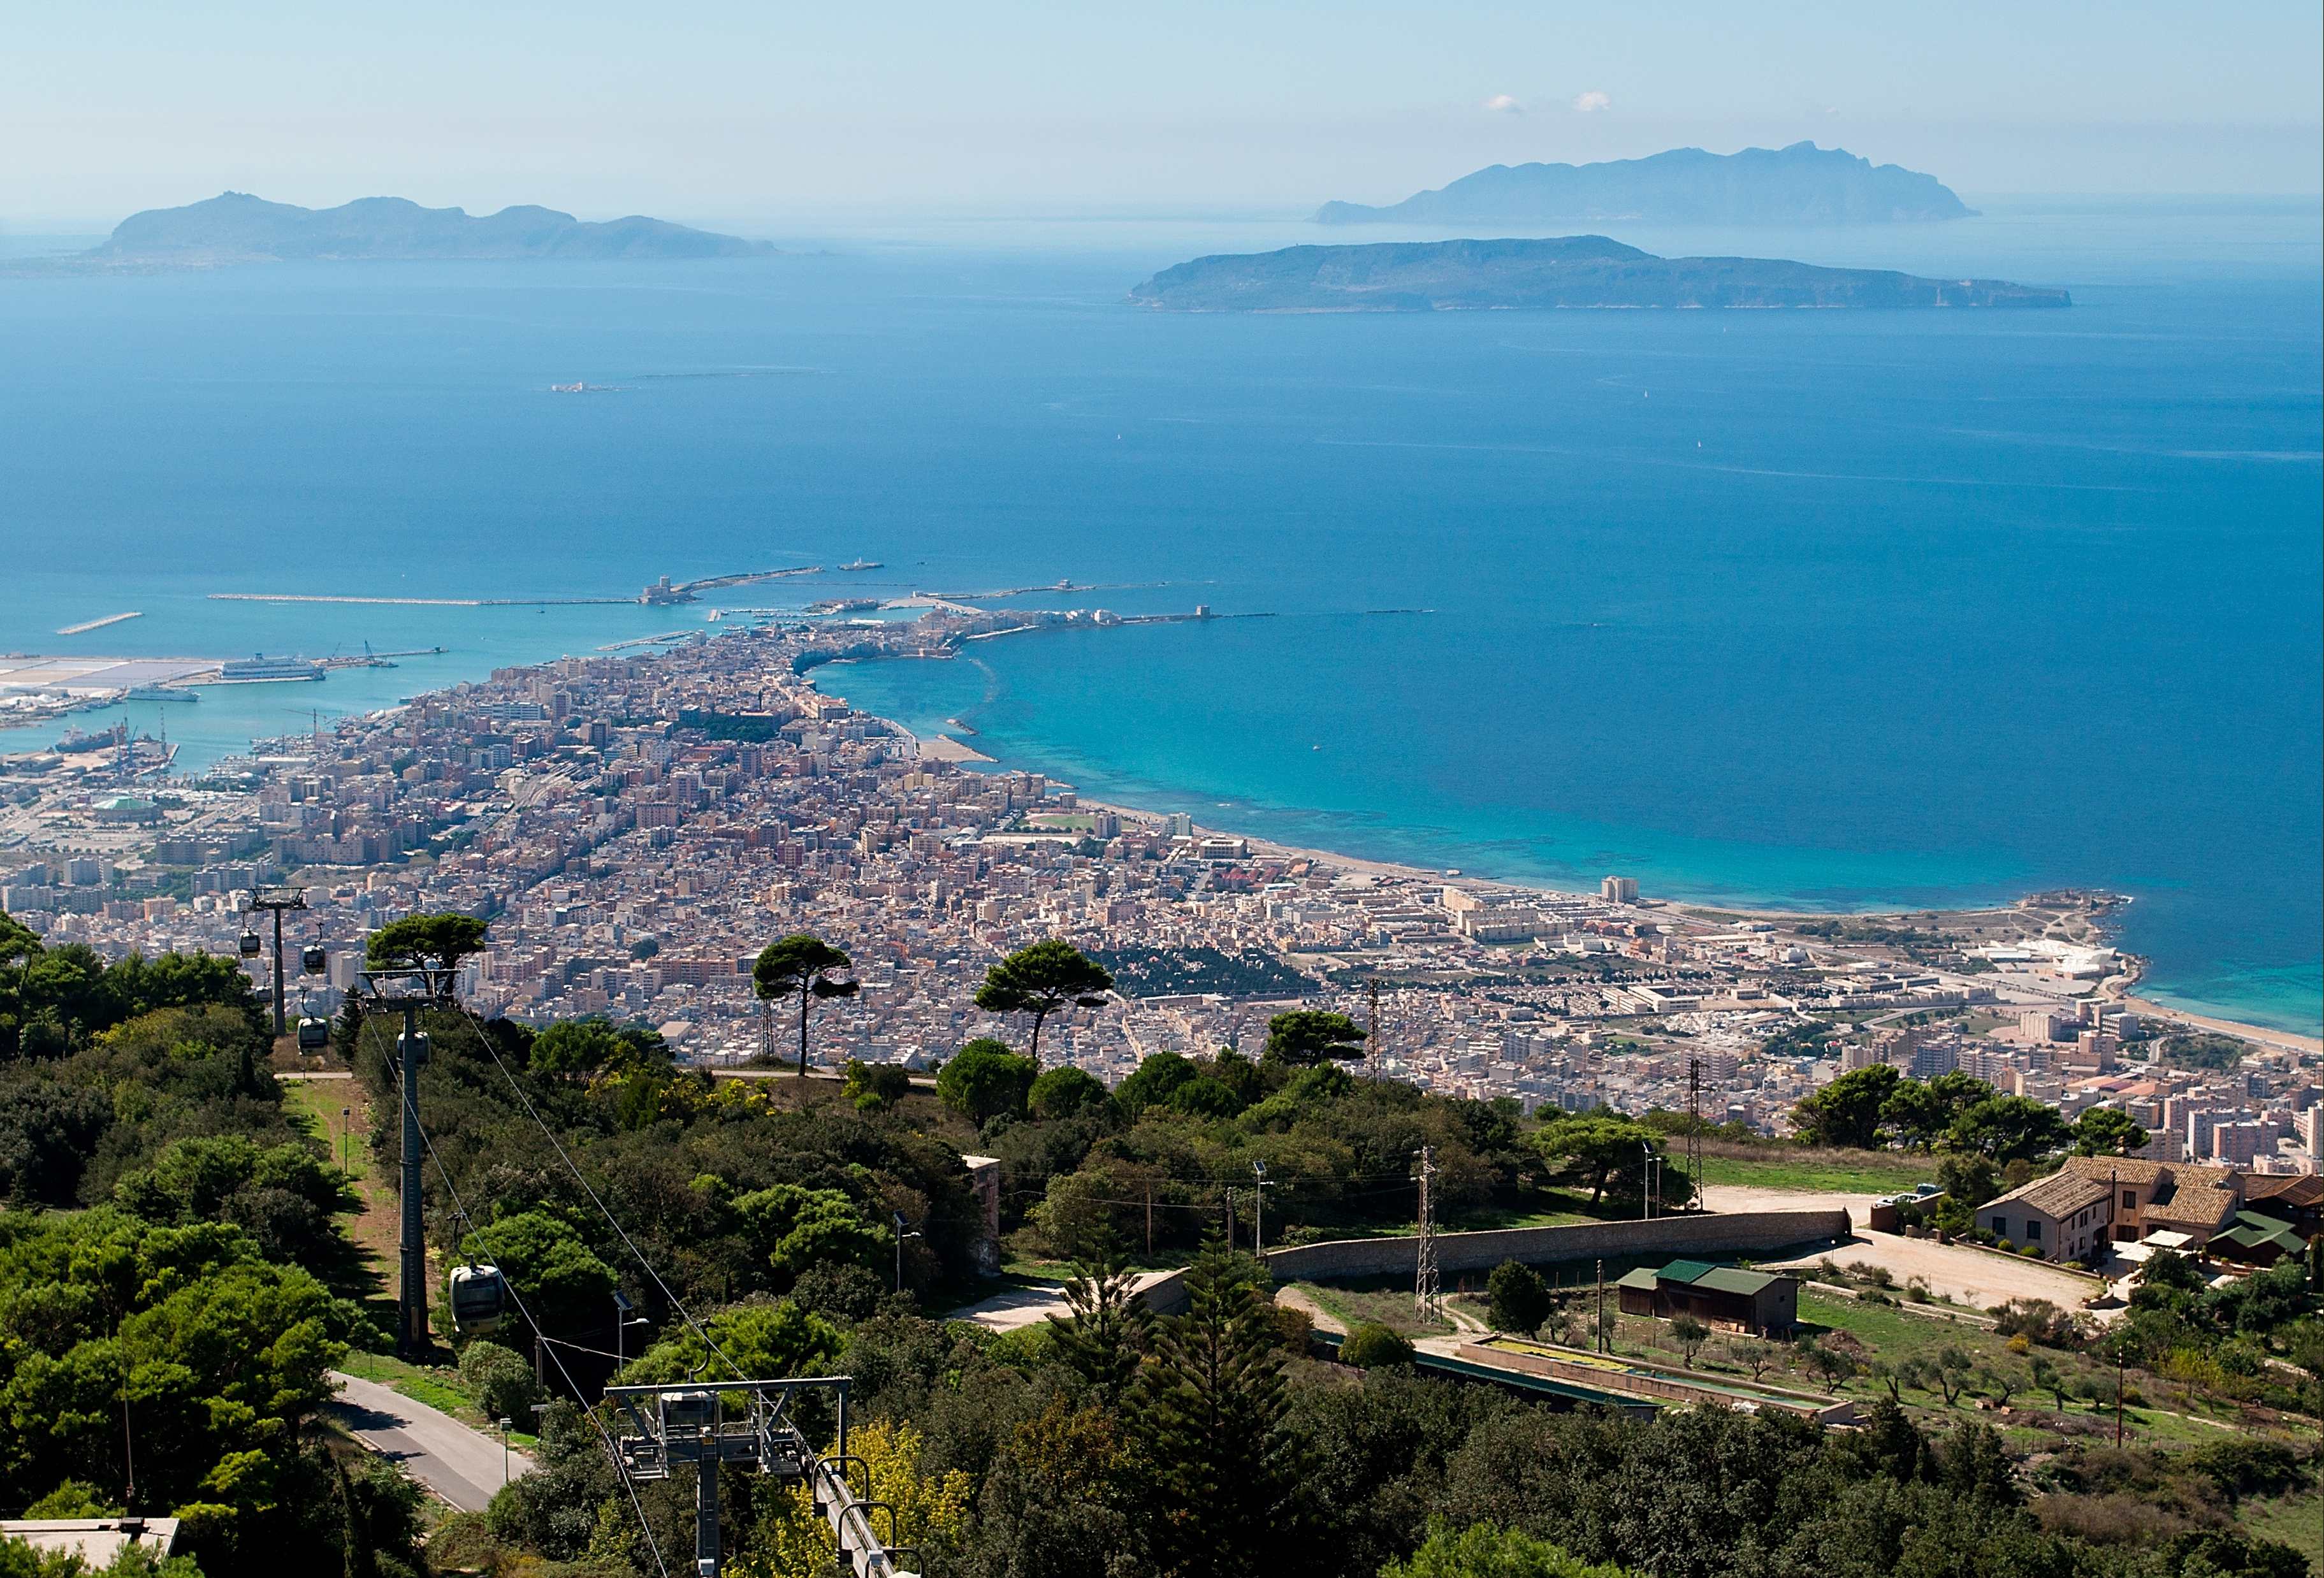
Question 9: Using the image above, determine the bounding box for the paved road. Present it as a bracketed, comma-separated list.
[326, 1371, 535, 1512]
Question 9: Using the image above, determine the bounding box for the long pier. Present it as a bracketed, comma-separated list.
[56, 612, 143, 635]
[208, 594, 634, 607]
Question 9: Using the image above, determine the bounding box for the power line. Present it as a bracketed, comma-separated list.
[446, 999, 750, 1386]
[359, 1017, 672, 1578]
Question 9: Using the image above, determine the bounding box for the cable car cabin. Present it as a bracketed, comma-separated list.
[301, 945, 327, 974]
[296, 1017, 331, 1052]
[238, 931, 263, 958]
[659, 1391, 717, 1436]
[448, 1266, 510, 1334]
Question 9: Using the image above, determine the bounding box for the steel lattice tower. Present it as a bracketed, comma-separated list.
[1414, 1145, 1441, 1323]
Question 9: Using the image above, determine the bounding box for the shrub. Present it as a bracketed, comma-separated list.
[843, 1059, 911, 1113]
[1486, 1260, 1553, 1337]
[459, 1338, 540, 1424]
[1339, 1322, 1416, 1369]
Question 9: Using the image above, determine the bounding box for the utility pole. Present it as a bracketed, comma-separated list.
[359, 964, 453, 1359]
[1641, 1143, 1655, 1220]
[1367, 976, 1381, 1080]
[1415, 1147, 1441, 1324]
[1687, 1057, 1703, 1211]
[1595, 1259, 1606, 1352]
[1252, 1161, 1272, 1258]
[1145, 1185, 1153, 1256]
[245, 886, 308, 1037]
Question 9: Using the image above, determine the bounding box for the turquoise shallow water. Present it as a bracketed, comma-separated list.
[0, 200, 2316, 1031]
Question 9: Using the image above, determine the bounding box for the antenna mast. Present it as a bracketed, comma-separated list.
[1687, 1055, 1703, 1211]
[1414, 1145, 1441, 1324]
[1367, 976, 1381, 1079]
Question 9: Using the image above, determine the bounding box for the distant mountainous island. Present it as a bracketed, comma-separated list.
[64, 192, 774, 266]
[1316, 143, 1972, 227]
[1128, 236, 2068, 312]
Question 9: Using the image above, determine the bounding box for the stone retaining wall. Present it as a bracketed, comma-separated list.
[1260, 1211, 1850, 1283]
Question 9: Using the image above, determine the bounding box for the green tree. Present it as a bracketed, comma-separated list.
[463, 1212, 618, 1344]
[2072, 1106, 2149, 1157]
[732, 1183, 892, 1282]
[1260, 1010, 1367, 1066]
[1129, 1247, 1299, 1575]
[1668, 1314, 1711, 1366]
[1047, 1256, 1154, 1403]
[1114, 1051, 1197, 1117]
[974, 939, 1113, 1065]
[1937, 1154, 2001, 1210]
[1791, 1064, 1900, 1150]
[752, 934, 858, 1078]
[1383, 1521, 1634, 1578]
[1882, 1071, 1992, 1152]
[1029, 1064, 1108, 1120]
[843, 1059, 911, 1113]
[1486, 1260, 1553, 1337]
[112, 1133, 357, 1268]
[935, 1038, 1037, 1125]
[1950, 1096, 2072, 1162]
[616, 1299, 841, 1387]
[364, 913, 489, 973]
[1534, 1114, 1662, 1207]
[525, 1018, 623, 1081]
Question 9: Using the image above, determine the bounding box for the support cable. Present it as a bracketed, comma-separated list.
[359, 1018, 673, 1578]
[447, 1001, 751, 1385]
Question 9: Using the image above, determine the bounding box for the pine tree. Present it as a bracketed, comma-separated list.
[1128, 1247, 1298, 1578]
[1047, 1255, 1154, 1403]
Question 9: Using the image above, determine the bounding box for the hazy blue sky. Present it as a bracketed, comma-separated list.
[4, 1, 2318, 229]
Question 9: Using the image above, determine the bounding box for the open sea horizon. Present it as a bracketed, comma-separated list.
[1, 197, 2316, 1032]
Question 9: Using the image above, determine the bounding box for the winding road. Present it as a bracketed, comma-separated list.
[326, 1371, 534, 1513]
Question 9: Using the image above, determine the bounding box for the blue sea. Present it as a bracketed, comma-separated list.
[1, 199, 2317, 1032]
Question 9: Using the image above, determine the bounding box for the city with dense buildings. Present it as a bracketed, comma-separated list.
[6, 613, 2318, 1182]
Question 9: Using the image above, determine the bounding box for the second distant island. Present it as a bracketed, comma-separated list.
[48, 191, 773, 269]
[1128, 236, 2069, 312]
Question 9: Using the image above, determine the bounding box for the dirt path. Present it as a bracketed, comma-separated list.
[1274, 1284, 1345, 1335]
[1766, 1231, 2100, 1314]
[283, 1073, 399, 1301]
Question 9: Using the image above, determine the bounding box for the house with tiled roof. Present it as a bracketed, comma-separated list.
[2054, 1155, 2247, 1248]
[2142, 1175, 2244, 1247]
[1980, 1171, 2113, 1263]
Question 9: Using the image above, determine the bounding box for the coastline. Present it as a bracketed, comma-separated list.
[891, 723, 2319, 1052]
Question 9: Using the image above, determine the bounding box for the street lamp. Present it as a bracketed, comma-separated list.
[611, 1290, 648, 1373]
[892, 1211, 922, 1295]
[1251, 1160, 1272, 1257]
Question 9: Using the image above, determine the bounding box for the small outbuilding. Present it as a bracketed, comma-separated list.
[1615, 1259, 1799, 1336]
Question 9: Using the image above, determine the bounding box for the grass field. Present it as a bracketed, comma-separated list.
[1289, 1280, 1458, 1340]
[1697, 1145, 1938, 1196]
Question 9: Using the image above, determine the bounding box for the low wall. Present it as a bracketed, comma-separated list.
[1261, 1211, 1850, 1284]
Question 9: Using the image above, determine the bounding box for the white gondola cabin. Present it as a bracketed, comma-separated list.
[449, 1265, 510, 1334]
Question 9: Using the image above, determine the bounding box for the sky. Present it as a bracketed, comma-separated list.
[3, 1, 2319, 232]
